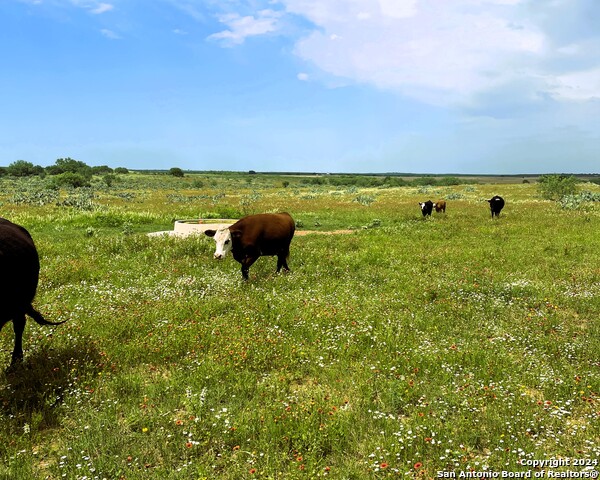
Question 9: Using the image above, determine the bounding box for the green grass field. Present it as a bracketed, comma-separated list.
[1, 173, 599, 479]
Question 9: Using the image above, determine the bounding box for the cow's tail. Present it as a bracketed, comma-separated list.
[26, 305, 66, 326]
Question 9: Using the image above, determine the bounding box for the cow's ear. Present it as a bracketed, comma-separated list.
[205, 229, 216, 237]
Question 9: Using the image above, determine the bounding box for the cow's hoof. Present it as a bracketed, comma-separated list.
[5, 360, 23, 374]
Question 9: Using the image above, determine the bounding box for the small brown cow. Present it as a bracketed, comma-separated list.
[205, 213, 295, 280]
[433, 200, 446, 213]
[0, 218, 65, 367]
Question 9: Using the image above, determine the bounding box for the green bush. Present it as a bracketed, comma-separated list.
[6, 160, 42, 177]
[169, 167, 185, 178]
[46, 157, 93, 179]
[102, 174, 118, 187]
[92, 165, 114, 175]
[537, 174, 578, 200]
[355, 194, 376, 206]
[50, 172, 91, 188]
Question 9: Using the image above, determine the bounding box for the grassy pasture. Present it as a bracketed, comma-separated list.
[0, 173, 599, 479]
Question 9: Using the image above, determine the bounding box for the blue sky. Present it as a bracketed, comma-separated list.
[1, 0, 599, 174]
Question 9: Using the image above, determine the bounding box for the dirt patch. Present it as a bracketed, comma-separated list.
[295, 229, 355, 236]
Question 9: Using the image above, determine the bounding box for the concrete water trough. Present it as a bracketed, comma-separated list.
[148, 219, 237, 238]
[148, 218, 356, 238]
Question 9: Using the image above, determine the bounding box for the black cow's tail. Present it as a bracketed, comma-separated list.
[26, 305, 66, 326]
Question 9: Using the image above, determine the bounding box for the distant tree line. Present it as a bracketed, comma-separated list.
[0, 159, 130, 187]
[300, 175, 468, 188]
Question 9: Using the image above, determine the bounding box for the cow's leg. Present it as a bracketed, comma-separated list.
[241, 256, 258, 280]
[11, 316, 26, 365]
[276, 250, 290, 273]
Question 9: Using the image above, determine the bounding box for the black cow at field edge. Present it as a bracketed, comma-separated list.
[0, 218, 65, 367]
[205, 212, 296, 280]
[419, 200, 434, 217]
[487, 195, 505, 218]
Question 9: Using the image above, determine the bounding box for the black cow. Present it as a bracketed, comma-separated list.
[487, 195, 505, 218]
[0, 218, 65, 366]
[419, 200, 434, 217]
[205, 213, 296, 280]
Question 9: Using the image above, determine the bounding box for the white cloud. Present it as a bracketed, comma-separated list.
[90, 3, 113, 14]
[285, 0, 545, 105]
[551, 67, 600, 101]
[168, 0, 207, 23]
[297, 72, 309, 81]
[100, 28, 120, 39]
[204, 0, 600, 106]
[378, 0, 417, 19]
[208, 9, 282, 45]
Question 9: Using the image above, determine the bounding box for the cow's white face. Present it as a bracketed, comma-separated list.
[206, 228, 233, 259]
[419, 202, 426, 211]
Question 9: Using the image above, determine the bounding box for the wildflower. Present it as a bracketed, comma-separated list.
[175, 419, 183, 426]
[249, 468, 257, 474]
[142, 428, 148, 433]
[425, 437, 432, 442]
[414, 462, 423, 470]
[233, 445, 240, 451]
[185, 442, 193, 448]
[380, 462, 389, 469]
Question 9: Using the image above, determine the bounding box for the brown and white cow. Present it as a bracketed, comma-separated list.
[205, 213, 295, 280]
[433, 200, 446, 213]
[0, 218, 65, 367]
